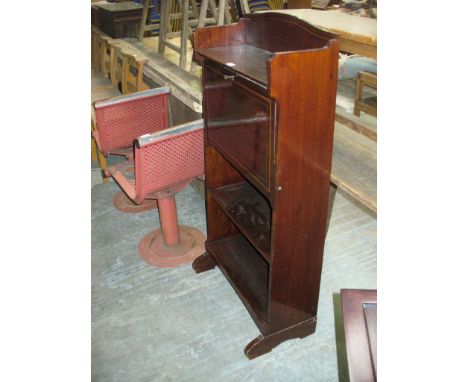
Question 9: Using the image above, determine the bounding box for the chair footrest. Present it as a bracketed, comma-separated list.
[109, 147, 134, 159]
[107, 159, 137, 200]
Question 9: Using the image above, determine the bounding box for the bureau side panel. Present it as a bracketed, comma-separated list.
[267, 43, 339, 330]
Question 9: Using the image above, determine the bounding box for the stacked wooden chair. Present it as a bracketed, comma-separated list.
[91, 28, 121, 103]
[156, 0, 232, 69]
[354, 71, 377, 117]
[109, 42, 126, 93]
[91, 28, 122, 184]
[122, 52, 150, 94]
[94, 89, 206, 267]
[92, 27, 156, 212]
[137, 0, 161, 39]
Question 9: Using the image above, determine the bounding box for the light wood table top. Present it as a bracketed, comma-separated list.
[264, 9, 377, 58]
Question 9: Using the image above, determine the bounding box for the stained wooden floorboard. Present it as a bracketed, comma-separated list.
[92, 180, 376, 381]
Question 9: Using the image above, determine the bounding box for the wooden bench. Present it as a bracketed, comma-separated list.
[331, 122, 376, 214]
[335, 105, 376, 142]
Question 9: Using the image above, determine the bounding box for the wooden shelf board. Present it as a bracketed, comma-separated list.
[196, 45, 272, 86]
[211, 182, 272, 261]
[206, 234, 269, 326]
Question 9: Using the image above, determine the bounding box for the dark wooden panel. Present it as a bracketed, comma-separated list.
[204, 145, 245, 190]
[204, 147, 244, 243]
[341, 289, 377, 382]
[363, 303, 377, 374]
[267, 44, 339, 329]
[245, 14, 336, 52]
[96, 3, 143, 38]
[193, 21, 246, 52]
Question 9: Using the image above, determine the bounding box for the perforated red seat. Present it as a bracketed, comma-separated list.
[107, 119, 206, 268]
[93, 87, 170, 212]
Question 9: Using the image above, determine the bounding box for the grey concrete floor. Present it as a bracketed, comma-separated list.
[91, 178, 376, 382]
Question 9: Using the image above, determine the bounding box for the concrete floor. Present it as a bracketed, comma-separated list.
[92, 37, 376, 380]
[91, 178, 376, 381]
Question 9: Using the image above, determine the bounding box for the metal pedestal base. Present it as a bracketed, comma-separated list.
[113, 191, 158, 213]
[138, 226, 206, 268]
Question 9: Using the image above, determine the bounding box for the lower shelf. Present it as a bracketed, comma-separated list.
[210, 181, 271, 261]
[206, 234, 269, 326]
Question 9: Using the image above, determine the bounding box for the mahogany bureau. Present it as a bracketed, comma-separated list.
[192, 12, 339, 359]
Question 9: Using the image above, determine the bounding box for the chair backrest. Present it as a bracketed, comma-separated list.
[94, 87, 170, 156]
[100, 35, 118, 77]
[122, 52, 149, 95]
[110, 44, 127, 92]
[134, 119, 205, 201]
[91, 28, 116, 75]
[169, 0, 183, 33]
[91, 28, 103, 70]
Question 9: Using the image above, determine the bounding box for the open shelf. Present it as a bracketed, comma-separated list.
[204, 64, 274, 194]
[196, 45, 272, 86]
[206, 234, 269, 325]
[211, 182, 271, 261]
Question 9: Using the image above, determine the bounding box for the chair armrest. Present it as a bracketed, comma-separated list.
[93, 86, 170, 110]
[136, 119, 204, 148]
[133, 119, 205, 202]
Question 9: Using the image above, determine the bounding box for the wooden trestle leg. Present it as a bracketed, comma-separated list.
[244, 317, 318, 360]
[192, 252, 218, 273]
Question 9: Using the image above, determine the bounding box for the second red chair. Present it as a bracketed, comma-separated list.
[93, 87, 170, 213]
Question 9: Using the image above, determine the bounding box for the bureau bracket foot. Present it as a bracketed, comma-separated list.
[192, 252, 218, 273]
[244, 316, 317, 359]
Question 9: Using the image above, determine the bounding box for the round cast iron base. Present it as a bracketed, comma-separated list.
[113, 191, 158, 213]
[138, 225, 206, 268]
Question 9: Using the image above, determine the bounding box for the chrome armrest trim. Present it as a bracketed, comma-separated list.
[137, 119, 204, 147]
[94, 86, 170, 109]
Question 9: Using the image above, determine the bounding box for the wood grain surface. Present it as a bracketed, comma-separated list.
[264, 9, 377, 58]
